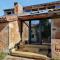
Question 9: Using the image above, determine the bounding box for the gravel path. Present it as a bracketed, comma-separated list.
[3, 55, 34, 60]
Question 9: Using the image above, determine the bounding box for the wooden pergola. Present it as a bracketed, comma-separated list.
[10, 12, 60, 59]
[18, 13, 60, 20]
[0, 12, 60, 43]
[0, 11, 60, 22]
[18, 13, 60, 44]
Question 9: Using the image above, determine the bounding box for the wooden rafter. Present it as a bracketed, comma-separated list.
[18, 13, 60, 21]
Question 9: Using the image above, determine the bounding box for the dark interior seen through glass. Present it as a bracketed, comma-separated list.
[29, 19, 51, 45]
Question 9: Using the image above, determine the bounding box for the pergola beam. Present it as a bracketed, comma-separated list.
[18, 13, 60, 21]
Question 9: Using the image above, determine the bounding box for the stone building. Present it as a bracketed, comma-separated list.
[0, 1, 60, 59]
[0, 2, 29, 52]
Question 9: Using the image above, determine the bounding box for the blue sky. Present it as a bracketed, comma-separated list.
[0, 0, 59, 16]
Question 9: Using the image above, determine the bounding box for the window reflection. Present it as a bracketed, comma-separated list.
[29, 19, 51, 45]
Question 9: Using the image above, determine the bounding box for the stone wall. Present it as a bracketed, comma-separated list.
[51, 18, 60, 39]
[51, 18, 60, 59]
[14, 2, 23, 15]
[22, 22, 29, 42]
[0, 18, 29, 52]
[9, 21, 21, 49]
[0, 23, 9, 52]
[51, 39, 60, 59]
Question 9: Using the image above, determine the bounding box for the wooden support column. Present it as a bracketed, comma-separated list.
[20, 21, 23, 41]
[29, 20, 31, 44]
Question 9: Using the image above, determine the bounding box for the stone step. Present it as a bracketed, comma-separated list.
[10, 48, 49, 60]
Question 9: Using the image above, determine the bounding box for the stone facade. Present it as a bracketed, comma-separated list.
[51, 39, 60, 59]
[14, 2, 23, 15]
[22, 22, 29, 42]
[0, 22, 9, 52]
[9, 21, 21, 49]
[51, 18, 60, 39]
[51, 18, 60, 59]
[0, 15, 29, 52]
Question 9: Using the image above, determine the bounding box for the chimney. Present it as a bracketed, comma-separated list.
[14, 2, 23, 15]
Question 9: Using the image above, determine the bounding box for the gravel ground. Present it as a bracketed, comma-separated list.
[3, 55, 34, 60]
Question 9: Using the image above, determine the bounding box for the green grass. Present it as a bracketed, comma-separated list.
[0, 52, 7, 60]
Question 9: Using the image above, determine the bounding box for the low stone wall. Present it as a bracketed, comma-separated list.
[17, 45, 51, 57]
[51, 39, 60, 59]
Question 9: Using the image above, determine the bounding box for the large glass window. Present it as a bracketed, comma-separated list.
[23, 19, 51, 45]
[29, 19, 51, 45]
[22, 19, 51, 57]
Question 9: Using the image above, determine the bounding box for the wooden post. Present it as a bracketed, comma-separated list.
[29, 20, 31, 44]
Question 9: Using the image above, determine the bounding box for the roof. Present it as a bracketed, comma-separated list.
[0, 11, 60, 23]
[23, 1, 60, 10]
[4, 1, 60, 12]
[0, 15, 18, 23]
[4, 8, 14, 11]
[0, 1, 59, 23]
[24, 1, 60, 7]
